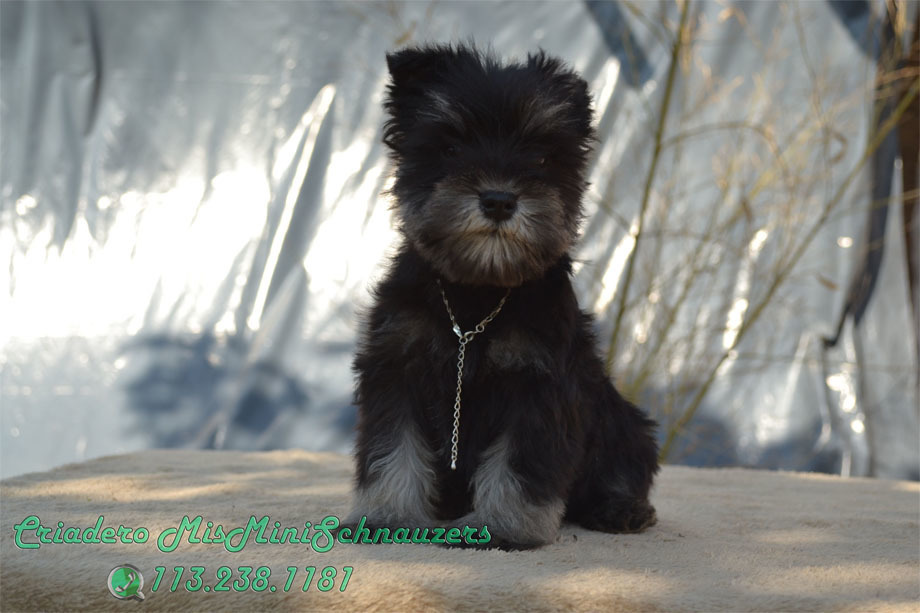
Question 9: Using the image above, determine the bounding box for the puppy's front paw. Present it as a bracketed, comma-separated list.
[337, 511, 438, 545]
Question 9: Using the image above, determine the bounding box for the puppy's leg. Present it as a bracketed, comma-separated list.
[346, 302, 442, 531]
[571, 389, 658, 533]
[451, 435, 566, 550]
[346, 423, 437, 528]
[564, 318, 659, 533]
[566, 383, 659, 533]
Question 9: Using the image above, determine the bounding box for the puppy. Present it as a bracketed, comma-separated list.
[347, 44, 659, 550]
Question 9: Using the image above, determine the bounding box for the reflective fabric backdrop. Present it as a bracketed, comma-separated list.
[2, 1, 917, 479]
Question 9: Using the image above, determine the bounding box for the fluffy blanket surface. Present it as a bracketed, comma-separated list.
[1, 450, 917, 612]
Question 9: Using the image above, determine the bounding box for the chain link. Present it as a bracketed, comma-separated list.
[436, 279, 510, 470]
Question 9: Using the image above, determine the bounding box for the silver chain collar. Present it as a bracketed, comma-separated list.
[436, 279, 511, 470]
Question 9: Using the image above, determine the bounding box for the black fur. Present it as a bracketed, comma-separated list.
[348, 44, 659, 550]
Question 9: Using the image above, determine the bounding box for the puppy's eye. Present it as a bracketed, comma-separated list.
[443, 145, 458, 157]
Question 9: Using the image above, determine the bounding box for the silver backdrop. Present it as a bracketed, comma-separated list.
[2, 1, 918, 480]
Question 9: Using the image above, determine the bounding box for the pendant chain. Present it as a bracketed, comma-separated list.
[436, 279, 510, 470]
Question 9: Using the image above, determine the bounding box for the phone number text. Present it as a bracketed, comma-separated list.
[150, 565, 353, 593]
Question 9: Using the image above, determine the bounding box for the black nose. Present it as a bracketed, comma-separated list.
[479, 191, 518, 222]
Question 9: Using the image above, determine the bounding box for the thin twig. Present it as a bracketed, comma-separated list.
[659, 76, 920, 460]
[605, 0, 692, 375]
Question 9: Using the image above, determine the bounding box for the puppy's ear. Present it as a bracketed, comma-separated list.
[562, 74, 592, 128]
[383, 45, 461, 151]
[527, 51, 589, 104]
[527, 51, 593, 137]
[386, 46, 452, 90]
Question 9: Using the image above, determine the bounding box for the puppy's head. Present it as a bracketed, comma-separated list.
[383, 44, 594, 287]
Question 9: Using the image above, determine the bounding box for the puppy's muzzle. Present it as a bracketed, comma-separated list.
[479, 191, 518, 223]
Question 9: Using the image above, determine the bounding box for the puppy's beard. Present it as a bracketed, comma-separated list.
[457, 227, 534, 287]
[403, 183, 575, 287]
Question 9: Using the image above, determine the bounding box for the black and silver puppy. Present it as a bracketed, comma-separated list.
[347, 44, 659, 550]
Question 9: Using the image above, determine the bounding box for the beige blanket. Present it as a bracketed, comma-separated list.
[1, 450, 917, 612]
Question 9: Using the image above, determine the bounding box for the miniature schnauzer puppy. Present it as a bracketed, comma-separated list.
[347, 44, 659, 550]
